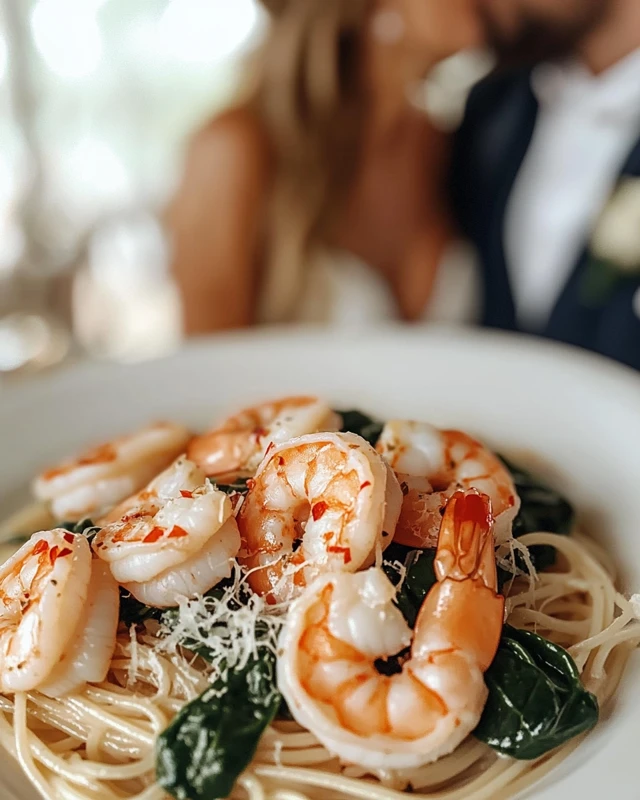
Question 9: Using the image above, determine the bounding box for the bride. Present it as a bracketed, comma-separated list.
[168, 0, 483, 333]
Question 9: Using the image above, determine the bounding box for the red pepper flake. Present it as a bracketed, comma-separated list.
[254, 427, 268, 441]
[246, 478, 256, 490]
[143, 527, 165, 544]
[278, 456, 285, 466]
[33, 540, 48, 555]
[327, 545, 352, 564]
[360, 481, 371, 490]
[49, 546, 59, 564]
[122, 510, 146, 523]
[180, 490, 193, 499]
[57, 548, 73, 559]
[311, 501, 328, 521]
[168, 525, 189, 539]
[63, 532, 75, 544]
[265, 442, 275, 456]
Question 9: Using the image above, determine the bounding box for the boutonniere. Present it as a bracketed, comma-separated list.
[581, 177, 640, 306]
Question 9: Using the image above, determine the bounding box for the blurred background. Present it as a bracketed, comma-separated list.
[0, 0, 489, 375]
[0, 0, 270, 371]
[1, 0, 638, 377]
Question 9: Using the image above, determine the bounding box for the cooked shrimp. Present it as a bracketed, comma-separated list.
[98, 454, 204, 525]
[93, 457, 240, 606]
[39, 559, 119, 698]
[123, 517, 240, 607]
[237, 432, 402, 604]
[187, 396, 342, 477]
[277, 490, 504, 770]
[0, 530, 92, 693]
[377, 420, 519, 547]
[33, 422, 191, 522]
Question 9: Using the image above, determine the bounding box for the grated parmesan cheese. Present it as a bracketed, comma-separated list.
[153, 563, 283, 685]
[496, 536, 538, 591]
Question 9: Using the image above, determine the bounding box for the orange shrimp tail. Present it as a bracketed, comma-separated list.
[434, 490, 495, 584]
[417, 489, 504, 672]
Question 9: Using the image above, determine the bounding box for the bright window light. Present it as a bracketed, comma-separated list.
[61, 139, 132, 213]
[30, 0, 103, 79]
[157, 0, 261, 65]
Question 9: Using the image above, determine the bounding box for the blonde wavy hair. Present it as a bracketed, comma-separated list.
[250, 0, 372, 323]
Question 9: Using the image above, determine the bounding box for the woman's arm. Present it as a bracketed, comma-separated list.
[166, 110, 270, 334]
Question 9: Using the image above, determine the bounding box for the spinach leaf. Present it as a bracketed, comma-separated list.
[474, 625, 598, 760]
[337, 409, 384, 447]
[501, 457, 575, 577]
[118, 590, 166, 626]
[157, 651, 281, 800]
[383, 542, 436, 628]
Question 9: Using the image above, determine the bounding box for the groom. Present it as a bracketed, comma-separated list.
[453, 0, 640, 369]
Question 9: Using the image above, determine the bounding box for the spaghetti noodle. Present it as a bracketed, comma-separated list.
[0, 527, 637, 800]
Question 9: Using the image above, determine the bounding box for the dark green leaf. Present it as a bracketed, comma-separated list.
[157, 651, 281, 800]
[500, 457, 575, 580]
[118, 590, 166, 626]
[337, 409, 384, 447]
[383, 542, 436, 628]
[474, 625, 598, 759]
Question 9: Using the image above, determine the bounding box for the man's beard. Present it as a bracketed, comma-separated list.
[480, 4, 608, 68]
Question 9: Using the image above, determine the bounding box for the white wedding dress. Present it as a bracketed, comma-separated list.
[291, 241, 480, 327]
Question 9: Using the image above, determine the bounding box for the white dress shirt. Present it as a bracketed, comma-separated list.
[505, 47, 640, 329]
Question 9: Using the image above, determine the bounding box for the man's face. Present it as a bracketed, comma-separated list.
[475, 0, 610, 65]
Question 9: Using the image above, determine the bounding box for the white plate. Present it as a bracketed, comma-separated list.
[1, 326, 639, 800]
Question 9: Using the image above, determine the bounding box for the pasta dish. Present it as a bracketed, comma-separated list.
[0, 396, 638, 800]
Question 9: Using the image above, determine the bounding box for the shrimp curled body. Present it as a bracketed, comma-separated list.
[187, 396, 341, 478]
[33, 422, 191, 522]
[277, 490, 504, 770]
[377, 420, 519, 548]
[0, 530, 119, 697]
[238, 432, 402, 603]
[93, 458, 240, 607]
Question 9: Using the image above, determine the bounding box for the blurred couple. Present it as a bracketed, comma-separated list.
[169, 0, 640, 369]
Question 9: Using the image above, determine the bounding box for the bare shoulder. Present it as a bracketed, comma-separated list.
[187, 107, 271, 182]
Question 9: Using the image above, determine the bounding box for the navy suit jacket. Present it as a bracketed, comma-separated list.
[452, 67, 640, 370]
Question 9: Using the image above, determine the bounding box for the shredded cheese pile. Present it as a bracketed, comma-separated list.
[153, 564, 283, 683]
